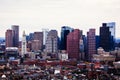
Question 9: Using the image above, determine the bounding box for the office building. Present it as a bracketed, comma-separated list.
[107, 22, 116, 50]
[100, 23, 111, 51]
[60, 26, 73, 50]
[82, 35, 87, 60]
[87, 29, 96, 61]
[107, 22, 115, 38]
[5, 29, 13, 47]
[6, 47, 19, 60]
[79, 30, 85, 60]
[79, 37, 85, 60]
[28, 33, 34, 41]
[31, 40, 41, 52]
[96, 36, 100, 50]
[93, 47, 115, 62]
[33, 32, 43, 51]
[42, 28, 49, 45]
[12, 25, 19, 47]
[45, 30, 58, 53]
[21, 31, 27, 57]
[67, 29, 80, 60]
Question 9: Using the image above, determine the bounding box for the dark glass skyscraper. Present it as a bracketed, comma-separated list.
[28, 33, 34, 41]
[12, 25, 19, 47]
[60, 26, 73, 50]
[100, 23, 111, 51]
[96, 35, 100, 50]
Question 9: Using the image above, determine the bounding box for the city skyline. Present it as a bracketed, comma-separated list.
[0, 0, 120, 38]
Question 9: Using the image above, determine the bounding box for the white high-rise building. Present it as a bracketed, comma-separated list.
[21, 31, 27, 57]
[42, 28, 49, 45]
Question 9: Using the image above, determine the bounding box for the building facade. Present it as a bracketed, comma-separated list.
[6, 47, 19, 60]
[21, 31, 27, 57]
[33, 32, 43, 51]
[60, 26, 73, 50]
[42, 28, 49, 45]
[5, 29, 13, 47]
[12, 25, 19, 47]
[87, 29, 96, 61]
[107, 22, 115, 38]
[96, 36, 100, 50]
[28, 33, 34, 41]
[67, 29, 80, 60]
[93, 47, 115, 62]
[100, 23, 111, 51]
[31, 40, 41, 52]
[107, 22, 116, 50]
[45, 30, 58, 53]
[79, 37, 85, 60]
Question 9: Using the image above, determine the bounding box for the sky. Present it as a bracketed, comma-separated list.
[0, 0, 120, 38]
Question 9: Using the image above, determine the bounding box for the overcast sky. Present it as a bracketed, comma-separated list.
[0, 0, 120, 38]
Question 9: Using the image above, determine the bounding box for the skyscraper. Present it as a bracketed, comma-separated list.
[67, 29, 80, 60]
[107, 22, 115, 38]
[100, 23, 111, 51]
[12, 25, 19, 47]
[96, 35, 100, 50]
[87, 29, 96, 61]
[107, 22, 116, 50]
[5, 29, 13, 47]
[45, 30, 58, 53]
[82, 35, 87, 60]
[79, 37, 85, 60]
[60, 26, 73, 50]
[28, 33, 34, 41]
[42, 28, 49, 45]
[31, 40, 41, 52]
[33, 32, 43, 51]
[21, 31, 27, 57]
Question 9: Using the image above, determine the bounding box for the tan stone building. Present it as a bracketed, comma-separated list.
[93, 47, 115, 62]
